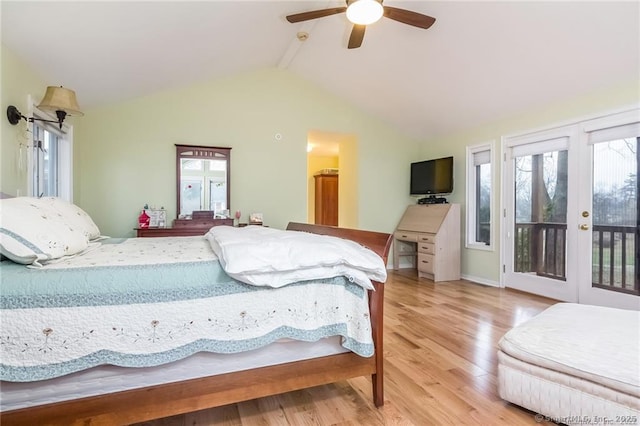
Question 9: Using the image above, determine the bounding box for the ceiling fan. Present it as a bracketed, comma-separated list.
[286, 0, 436, 49]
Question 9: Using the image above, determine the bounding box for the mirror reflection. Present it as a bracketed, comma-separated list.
[176, 145, 230, 218]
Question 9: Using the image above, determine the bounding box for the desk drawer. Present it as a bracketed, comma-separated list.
[394, 231, 419, 242]
[417, 253, 434, 274]
[418, 242, 435, 255]
[418, 234, 435, 244]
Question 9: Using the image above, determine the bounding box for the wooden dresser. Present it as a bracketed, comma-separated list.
[393, 204, 460, 282]
[136, 218, 233, 237]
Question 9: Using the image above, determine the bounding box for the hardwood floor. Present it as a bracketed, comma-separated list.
[136, 270, 557, 426]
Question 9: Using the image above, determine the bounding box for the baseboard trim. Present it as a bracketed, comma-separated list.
[461, 274, 501, 288]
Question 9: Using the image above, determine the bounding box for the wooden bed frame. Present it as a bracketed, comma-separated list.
[1, 222, 392, 426]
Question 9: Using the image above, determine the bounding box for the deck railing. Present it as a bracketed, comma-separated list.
[592, 225, 638, 295]
[514, 222, 638, 295]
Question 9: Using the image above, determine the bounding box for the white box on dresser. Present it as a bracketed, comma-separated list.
[393, 204, 460, 282]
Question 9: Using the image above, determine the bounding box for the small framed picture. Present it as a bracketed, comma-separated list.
[146, 209, 167, 228]
[249, 212, 263, 224]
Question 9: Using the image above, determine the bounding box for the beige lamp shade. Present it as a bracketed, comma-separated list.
[37, 86, 84, 117]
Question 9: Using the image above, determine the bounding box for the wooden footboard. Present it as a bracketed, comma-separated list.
[286, 222, 392, 407]
[0, 223, 392, 426]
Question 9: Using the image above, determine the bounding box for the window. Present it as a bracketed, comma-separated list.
[466, 142, 493, 249]
[30, 117, 72, 200]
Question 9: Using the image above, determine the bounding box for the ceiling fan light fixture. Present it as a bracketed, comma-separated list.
[346, 0, 383, 25]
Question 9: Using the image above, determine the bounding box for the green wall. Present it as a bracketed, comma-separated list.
[1, 45, 46, 196]
[73, 68, 419, 237]
[419, 79, 640, 285]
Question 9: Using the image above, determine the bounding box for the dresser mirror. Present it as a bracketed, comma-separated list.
[176, 144, 231, 219]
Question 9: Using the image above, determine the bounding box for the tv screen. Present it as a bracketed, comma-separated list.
[410, 156, 453, 195]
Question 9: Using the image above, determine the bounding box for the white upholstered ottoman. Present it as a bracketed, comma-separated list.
[498, 303, 640, 425]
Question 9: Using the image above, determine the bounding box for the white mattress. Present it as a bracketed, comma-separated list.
[1, 336, 347, 412]
[498, 303, 640, 422]
[499, 351, 639, 423]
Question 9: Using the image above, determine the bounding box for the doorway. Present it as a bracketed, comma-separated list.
[502, 109, 639, 309]
[306, 131, 358, 228]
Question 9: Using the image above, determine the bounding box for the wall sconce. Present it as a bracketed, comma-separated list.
[6, 86, 83, 129]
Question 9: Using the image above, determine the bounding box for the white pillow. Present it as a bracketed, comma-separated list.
[0, 197, 90, 265]
[33, 197, 101, 241]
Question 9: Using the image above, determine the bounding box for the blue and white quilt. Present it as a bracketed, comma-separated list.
[0, 234, 380, 382]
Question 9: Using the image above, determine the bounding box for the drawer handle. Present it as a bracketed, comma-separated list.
[422, 260, 429, 264]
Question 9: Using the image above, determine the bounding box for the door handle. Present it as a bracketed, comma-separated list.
[579, 224, 589, 230]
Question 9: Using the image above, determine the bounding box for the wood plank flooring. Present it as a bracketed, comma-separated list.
[136, 270, 557, 426]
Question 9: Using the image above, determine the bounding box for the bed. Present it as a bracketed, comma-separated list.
[0, 197, 392, 425]
[498, 303, 640, 425]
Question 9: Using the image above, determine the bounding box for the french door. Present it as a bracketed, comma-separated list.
[502, 109, 639, 310]
[577, 112, 639, 309]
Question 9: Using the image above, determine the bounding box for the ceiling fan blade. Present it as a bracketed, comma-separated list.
[383, 6, 436, 29]
[348, 24, 366, 49]
[286, 7, 347, 23]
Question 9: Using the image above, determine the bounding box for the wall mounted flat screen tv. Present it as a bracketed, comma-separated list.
[410, 156, 454, 195]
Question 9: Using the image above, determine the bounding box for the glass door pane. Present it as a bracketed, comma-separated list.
[514, 150, 568, 281]
[591, 138, 639, 295]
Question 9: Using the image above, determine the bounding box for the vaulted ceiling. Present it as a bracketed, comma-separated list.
[2, 1, 638, 140]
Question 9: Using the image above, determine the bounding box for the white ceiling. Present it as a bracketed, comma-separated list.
[2, 1, 639, 141]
